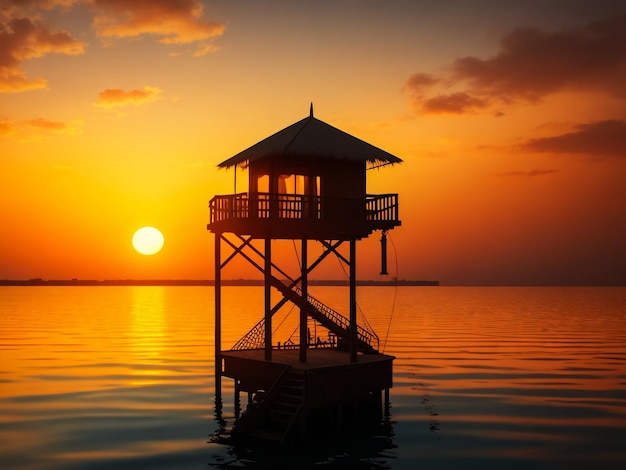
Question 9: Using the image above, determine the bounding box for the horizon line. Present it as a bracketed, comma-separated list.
[0, 278, 440, 287]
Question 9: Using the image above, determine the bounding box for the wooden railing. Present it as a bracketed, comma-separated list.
[292, 285, 379, 351]
[209, 193, 398, 225]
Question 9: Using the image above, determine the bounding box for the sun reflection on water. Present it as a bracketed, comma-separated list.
[130, 286, 166, 356]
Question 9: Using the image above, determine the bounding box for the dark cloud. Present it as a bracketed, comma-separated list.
[422, 92, 490, 115]
[0, 16, 85, 93]
[406, 73, 440, 93]
[521, 120, 626, 158]
[407, 13, 626, 114]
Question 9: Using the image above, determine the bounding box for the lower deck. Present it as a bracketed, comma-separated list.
[219, 349, 394, 442]
[221, 349, 393, 399]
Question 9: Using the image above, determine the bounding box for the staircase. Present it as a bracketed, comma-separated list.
[231, 276, 378, 352]
[270, 370, 305, 431]
[236, 368, 305, 443]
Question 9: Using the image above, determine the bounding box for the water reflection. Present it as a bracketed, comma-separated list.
[1, 287, 625, 469]
[209, 410, 397, 470]
[130, 286, 166, 357]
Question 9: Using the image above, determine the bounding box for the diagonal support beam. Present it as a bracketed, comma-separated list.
[319, 239, 349, 266]
[220, 234, 254, 269]
[234, 234, 296, 284]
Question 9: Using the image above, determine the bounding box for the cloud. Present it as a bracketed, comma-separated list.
[407, 13, 626, 115]
[94, 85, 162, 108]
[497, 169, 558, 178]
[0, 0, 223, 95]
[23, 117, 77, 132]
[0, 119, 16, 135]
[193, 42, 219, 57]
[89, 0, 225, 54]
[0, 117, 82, 138]
[422, 92, 490, 115]
[0, 16, 86, 93]
[521, 120, 626, 158]
[405, 73, 440, 94]
[0, 1, 80, 20]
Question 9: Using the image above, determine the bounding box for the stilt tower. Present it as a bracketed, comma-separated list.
[208, 105, 402, 443]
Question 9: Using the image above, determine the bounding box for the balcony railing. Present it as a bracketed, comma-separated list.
[209, 192, 399, 225]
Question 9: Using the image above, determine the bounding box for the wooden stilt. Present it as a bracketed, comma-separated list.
[299, 239, 308, 363]
[349, 238, 357, 363]
[234, 379, 241, 418]
[264, 238, 272, 361]
[214, 232, 222, 398]
[384, 387, 390, 417]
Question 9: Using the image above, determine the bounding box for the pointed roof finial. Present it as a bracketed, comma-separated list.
[309, 102, 314, 117]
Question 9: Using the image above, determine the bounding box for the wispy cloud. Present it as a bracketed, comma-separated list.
[23, 117, 81, 134]
[0, 119, 15, 135]
[497, 169, 558, 178]
[521, 120, 626, 158]
[0, 116, 82, 138]
[0, 16, 86, 93]
[89, 0, 224, 55]
[94, 86, 162, 108]
[0, 1, 80, 19]
[406, 13, 626, 115]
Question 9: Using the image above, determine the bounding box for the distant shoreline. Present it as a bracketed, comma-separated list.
[0, 279, 439, 287]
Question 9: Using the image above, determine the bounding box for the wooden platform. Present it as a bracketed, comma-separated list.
[221, 349, 393, 406]
[222, 348, 393, 371]
[220, 349, 394, 442]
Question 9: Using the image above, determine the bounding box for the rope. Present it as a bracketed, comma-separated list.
[292, 239, 302, 271]
[283, 240, 302, 343]
[273, 301, 295, 336]
[332, 248, 376, 333]
[381, 231, 399, 354]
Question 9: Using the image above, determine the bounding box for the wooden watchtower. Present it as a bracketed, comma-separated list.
[208, 106, 402, 443]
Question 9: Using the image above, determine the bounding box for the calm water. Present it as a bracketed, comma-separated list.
[1, 286, 625, 469]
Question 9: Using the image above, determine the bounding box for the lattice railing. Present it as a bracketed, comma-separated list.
[231, 317, 265, 350]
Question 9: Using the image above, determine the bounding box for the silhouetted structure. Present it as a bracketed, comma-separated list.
[207, 105, 402, 443]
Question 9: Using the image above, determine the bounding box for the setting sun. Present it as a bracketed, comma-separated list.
[132, 227, 164, 255]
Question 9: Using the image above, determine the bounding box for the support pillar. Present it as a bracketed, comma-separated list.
[264, 238, 272, 361]
[234, 379, 241, 419]
[384, 388, 390, 417]
[349, 238, 357, 363]
[214, 232, 222, 398]
[300, 239, 308, 363]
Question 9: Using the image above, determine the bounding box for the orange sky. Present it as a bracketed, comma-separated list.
[1, 0, 625, 285]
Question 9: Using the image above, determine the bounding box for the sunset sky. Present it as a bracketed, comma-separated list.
[1, 0, 625, 285]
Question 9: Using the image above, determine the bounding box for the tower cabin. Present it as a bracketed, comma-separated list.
[208, 106, 402, 443]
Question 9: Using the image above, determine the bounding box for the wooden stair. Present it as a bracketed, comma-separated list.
[270, 277, 378, 353]
[230, 275, 379, 353]
[235, 368, 305, 443]
[270, 370, 305, 429]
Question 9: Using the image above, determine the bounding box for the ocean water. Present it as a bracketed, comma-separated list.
[1, 286, 625, 469]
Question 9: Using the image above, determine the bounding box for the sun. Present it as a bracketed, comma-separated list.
[132, 227, 164, 255]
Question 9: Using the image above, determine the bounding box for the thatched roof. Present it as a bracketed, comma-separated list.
[218, 108, 402, 170]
